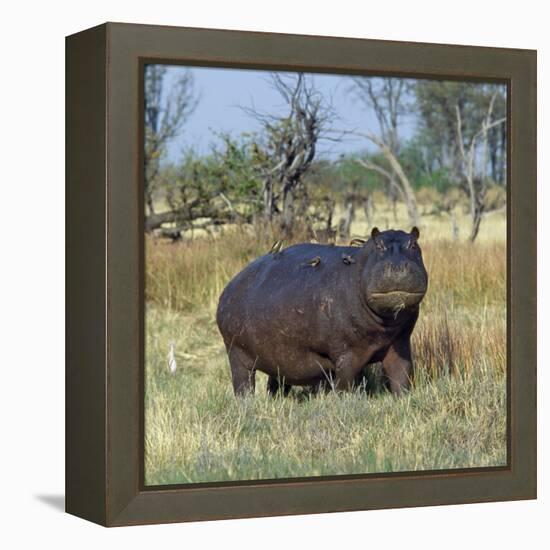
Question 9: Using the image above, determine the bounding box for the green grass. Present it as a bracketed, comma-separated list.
[144, 204, 507, 485]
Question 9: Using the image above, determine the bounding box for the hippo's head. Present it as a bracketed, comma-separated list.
[361, 227, 428, 319]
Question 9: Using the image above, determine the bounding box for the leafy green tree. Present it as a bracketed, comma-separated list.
[146, 137, 263, 234]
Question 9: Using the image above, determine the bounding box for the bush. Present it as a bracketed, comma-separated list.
[416, 186, 442, 206]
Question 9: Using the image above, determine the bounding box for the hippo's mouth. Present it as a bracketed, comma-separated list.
[367, 290, 426, 318]
[370, 291, 425, 298]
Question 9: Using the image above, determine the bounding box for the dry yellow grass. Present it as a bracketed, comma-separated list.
[144, 200, 506, 484]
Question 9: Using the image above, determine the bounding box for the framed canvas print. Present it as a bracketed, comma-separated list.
[66, 22, 536, 526]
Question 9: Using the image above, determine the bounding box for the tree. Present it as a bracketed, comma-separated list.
[414, 81, 506, 187]
[241, 73, 335, 234]
[351, 77, 410, 154]
[353, 132, 419, 225]
[455, 91, 506, 241]
[349, 77, 419, 225]
[413, 81, 507, 241]
[144, 65, 198, 216]
[144, 140, 257, 235]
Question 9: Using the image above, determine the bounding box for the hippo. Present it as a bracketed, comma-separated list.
[216, 227, 428, 397]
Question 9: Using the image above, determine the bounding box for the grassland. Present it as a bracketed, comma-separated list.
[144, 203, 507, 485]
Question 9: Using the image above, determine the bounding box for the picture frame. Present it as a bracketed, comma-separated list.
[66, 22, 536, 527]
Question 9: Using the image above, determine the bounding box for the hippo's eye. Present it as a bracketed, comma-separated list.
[376, 241, 386, 251]
[408, 240, 418, 250]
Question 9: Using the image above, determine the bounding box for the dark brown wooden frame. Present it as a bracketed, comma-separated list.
[66, 22, 536, 527]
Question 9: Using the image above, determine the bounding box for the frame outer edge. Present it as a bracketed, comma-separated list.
[65, 24, 109, 526]
[510, 49, 537, 498]
[99, 23, 536, 526]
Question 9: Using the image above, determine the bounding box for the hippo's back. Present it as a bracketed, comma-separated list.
[216, 243, 360, 343]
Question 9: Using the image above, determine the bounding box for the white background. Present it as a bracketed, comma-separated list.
[1, 0, 546, 547]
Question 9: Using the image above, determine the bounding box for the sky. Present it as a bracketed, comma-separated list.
[160, 65, 418, 163]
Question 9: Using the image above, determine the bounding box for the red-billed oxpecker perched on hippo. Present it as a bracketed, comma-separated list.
[216, 227, 428, 397]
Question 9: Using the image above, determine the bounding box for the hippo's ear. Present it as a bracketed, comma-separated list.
[411, 226, 420, 240]
[371, 227, 380, 240]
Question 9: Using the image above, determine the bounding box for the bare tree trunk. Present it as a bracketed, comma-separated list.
[469, 198, 484, 242]
[281, 185, 295, 235]
[381, 147, 419, 225]
[144, 202, 251, 233]
[145, 191, 156, 216]
[455, 93, 505, 243]
[326, 200, 335, 234]
[338, 196, 355, 239]
[352, 133, 419, 226]
[263, 178, 275, 222]
[363, 195, 373, 226]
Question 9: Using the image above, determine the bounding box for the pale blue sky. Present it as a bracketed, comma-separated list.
[162, 65, 417, 163]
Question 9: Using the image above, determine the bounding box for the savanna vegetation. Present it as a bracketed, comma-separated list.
[143, 67, 507, 485]
[145, 204, 506, 484]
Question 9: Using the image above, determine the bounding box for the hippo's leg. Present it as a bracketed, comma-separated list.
[227, 346, 256, 396]
[381, 338, 413, 395]
[266, 376, 291, 397]
[333, 352, 362, 392]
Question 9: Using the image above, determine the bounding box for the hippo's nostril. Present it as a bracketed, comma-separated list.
[385, 261, 411, 274]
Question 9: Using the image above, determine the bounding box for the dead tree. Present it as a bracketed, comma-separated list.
[350, 77, 418, 224]
[242, 74, 335, 235]
[352, 133, 419, 225]
[455, 92, 505, 242]
[144, 65, 198, 216]
[144, 198, 252, 233]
